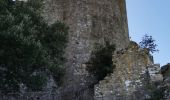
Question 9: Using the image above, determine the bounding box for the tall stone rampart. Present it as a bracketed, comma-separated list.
[43, 0, 129, 99]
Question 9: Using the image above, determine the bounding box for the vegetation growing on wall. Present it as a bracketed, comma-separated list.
[139, 34, 158, 53]
[86, 42, 116, 81]
[0, 0, 68, 93]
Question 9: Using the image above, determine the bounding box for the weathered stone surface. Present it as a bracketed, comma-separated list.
[0, 92, 60, 100]
[94, 41, 162, 100]
[1, 0, 129, 99]
[161, 63, 170, 80]
[42, 0, 129, 99]
[148, 64, 163, 83]
[2, 0, 170, 100]
[161, 64, 170, 99]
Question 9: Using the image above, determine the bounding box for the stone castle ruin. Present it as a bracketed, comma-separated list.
[94, 41, 163, 100]
[1, 0, 170, 100]
[43, 0, 129, 99]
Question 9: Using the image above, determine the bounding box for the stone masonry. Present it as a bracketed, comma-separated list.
[43, 0, 129, 99]
[1, 0, 169, 100]
[94, 41, 163, 100]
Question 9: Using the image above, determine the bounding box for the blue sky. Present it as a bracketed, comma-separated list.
[126, 0, 170, 66]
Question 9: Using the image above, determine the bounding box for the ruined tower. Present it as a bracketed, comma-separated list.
[43, 0, 129, 99]
[0, 0, 168, 100]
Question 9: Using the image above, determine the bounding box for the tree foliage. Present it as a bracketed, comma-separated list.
[139, 34, 158, 53]
[0, 0, 68, 93]
[86, 42, 116, 81]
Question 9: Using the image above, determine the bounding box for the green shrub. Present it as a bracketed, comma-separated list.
[86, 42, 116, 81]
[139, 34, 158, 53]
[0, 0, 68, 92]
[26, 73, 47, 91]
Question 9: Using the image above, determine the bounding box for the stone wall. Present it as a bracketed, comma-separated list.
[0, 92, 59, 100]
[43, 0, 129, 99]
[94, 41, 163, 100]
[148, 64, 163, 83]
[0, 85, 93, 100]
[1, 0, 130, 99]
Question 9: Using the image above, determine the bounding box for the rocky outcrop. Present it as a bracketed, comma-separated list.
[161, 64, 170, 99]
[94, 41, 163, 100]
[161, 63, 170, 80]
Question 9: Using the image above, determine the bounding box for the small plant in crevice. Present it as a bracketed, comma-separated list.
[86, 42, 116, 81]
